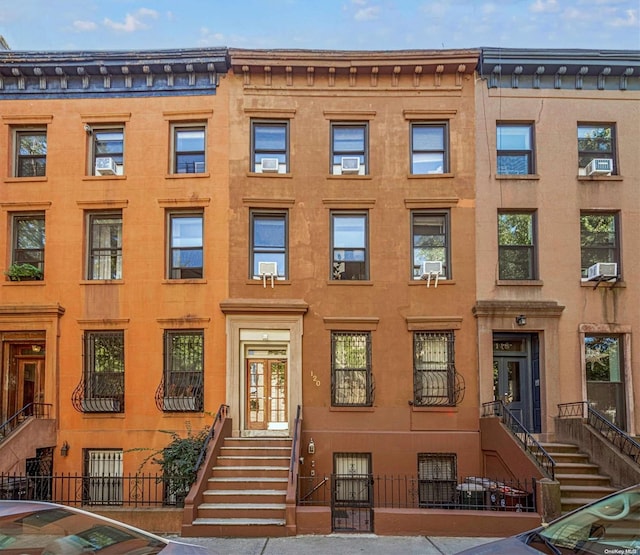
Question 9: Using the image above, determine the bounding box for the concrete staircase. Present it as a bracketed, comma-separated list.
[540, 442, 618, 514]
[189, 436, 292, 537]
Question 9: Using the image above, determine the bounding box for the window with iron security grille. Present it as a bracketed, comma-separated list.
[413, 331, 463, 407]
[83, 331, 124, 413]
[334, 453, 372, 505]
[331, 332, 373, 407]
[162, 330, 204, 412]
[418, 453, 457, 507]
[83, 449, 123, 505]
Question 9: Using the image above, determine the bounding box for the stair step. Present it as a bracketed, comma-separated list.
[555, 473, 612, 486]
[196, 503, 286, 519]
[203, 490, 286, 504]
[217, 456, 289, 467]
[193, 517, 285, 526]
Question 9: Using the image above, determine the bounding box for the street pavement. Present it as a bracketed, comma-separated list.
[169, 534, 499, 554]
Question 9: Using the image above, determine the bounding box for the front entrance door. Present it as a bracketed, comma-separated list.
[493, 334, 539, 432]
[246, 358, 287, 431]
[3, 349, 45, 421]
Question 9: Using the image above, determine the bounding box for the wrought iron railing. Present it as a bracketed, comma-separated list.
[193, 404, 229, 474]
[289, 405, 302, 484]
[71, 372, 124, 413]
[0, 403, 51, 443]
[299, 474, 536, 512]
[482, 400, 555, 480]
[154, 373, 204, 412]
[558, 401, 640, 465]
[0, 472, 188, 507]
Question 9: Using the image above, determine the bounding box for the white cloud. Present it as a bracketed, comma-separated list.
[482, 3, 498, 15]
[198, 27, 225, 46]
[530, 0, 560, 13]
[355, 6, 380, 21]
[72, 20, 98, 32]
[610, 8, 638, 26]
[103, 8, 158, 32]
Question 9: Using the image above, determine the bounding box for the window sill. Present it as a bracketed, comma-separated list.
[3, 279, 45, 286]
[495, 174, 540, 180]
[408, 279, 455, 285]
[4, 176, 48, 183]
[577, 175, 623, 182]
[330, 406, 375, 412]
[247, 172, 293, 178]
[82, 175, 127, 181]
[246, 278, 291, 285]
[80, 279, 124, 285]
[162, 279, 207, 284]
[580, 279, 625, 288]
[165, 173, 210, 179]
[407, 173, 454, 179]
[327, 280, 373, 286]
[496, 279, 544, 286]
[411, 405, 459, 413]
[327, 174, 372, 180]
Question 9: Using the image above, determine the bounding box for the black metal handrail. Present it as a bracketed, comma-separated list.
[193, 404, 229, 474]
[289, 405, 302, 483]
[482, 400, 556, 480]
[0, 403, 52, 443]
[558, 401, 640, 465]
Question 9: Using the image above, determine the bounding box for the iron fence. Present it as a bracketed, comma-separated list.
[299, 474, 537, 512]
[0, 472, 189, 508]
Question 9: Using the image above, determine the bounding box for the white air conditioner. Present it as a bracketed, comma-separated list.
[586, 158, 613, 176]
[420, 261, 443, 279]
[260, 158, 280, 173]
[194, 161, 205, 173]
[587, 262, 618, 281]
[95, 157, 117, 175]
[340, 157, 361, 174]
[258, 261, 278, 276]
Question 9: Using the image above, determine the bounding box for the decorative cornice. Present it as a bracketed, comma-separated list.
[480, 48, 640, 91]
[230, 48, 478, 89]
[0, 48, 228, 99]
[220, 298, 309, 314]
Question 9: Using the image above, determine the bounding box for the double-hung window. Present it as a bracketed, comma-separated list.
[162, 330, 204, 412]
[331, 123, 367, 175]
[580, 212, 620, 279]
[331, 331, 373, 407]
[252, 121, 288, 173]
[83, 331, 125, 413]
[497, 123, 534, 175]
[413, 332, 456, 406]
[578, 123, 616, 175]
[331, 212, 368, 280]
[410, 122, 448, 174]
[15, 129, 47, 177]
[418, 453, 457, 507]
[11, 213, 45, 278]
[173, 125, 206, 174]
[168, 212, 203, 279]
[497, 211, 537, 280]
[92, 128, 124, 176]
[250, 211, 288, 279]
[411, 211, 449, 279]
[87, 212, 122, 280]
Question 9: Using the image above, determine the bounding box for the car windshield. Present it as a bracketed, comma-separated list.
[535, 485, 640, 554]
[0, 505, 167, 553]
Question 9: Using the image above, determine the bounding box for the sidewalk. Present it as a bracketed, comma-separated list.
[170, 534, 499, 554]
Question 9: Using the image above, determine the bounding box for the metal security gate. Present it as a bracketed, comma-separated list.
[332, 453, 373, 532]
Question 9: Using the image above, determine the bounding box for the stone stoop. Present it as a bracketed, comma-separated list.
[539, 442, 618, 514]
[189, 436, 292, 537]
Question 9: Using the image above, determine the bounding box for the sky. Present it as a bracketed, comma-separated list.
[0, 0, 639, 53]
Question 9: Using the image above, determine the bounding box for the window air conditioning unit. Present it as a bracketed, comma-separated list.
[260, 157, 280, 172]
[95, 157, 117, 175]
[586, 158, 613, 176]
[587, 262, 618, 281]
[341, 157, 361, 174]
[258, 261, 278, 276]
[194, 161, 205, 173]
[420, 261, 443, 279]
